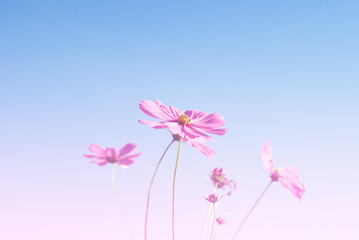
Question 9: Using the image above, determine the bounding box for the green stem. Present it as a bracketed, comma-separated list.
[232, 181, 273, 240]
[111, 164, 135, 240]
[144, 139, 175, 240]
[172, 138, 182, 240]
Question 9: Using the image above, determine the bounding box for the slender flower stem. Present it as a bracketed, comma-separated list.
[232, 181, 273, 240]
[144, 139, 175, 240]
[111, 164, 135, 240]
[200, 183, 218, 240]
[172, 138, 182, 240]
[200, 205, 212, 240]
[210, 203, 217, 240]
[213, 225, 220, 240]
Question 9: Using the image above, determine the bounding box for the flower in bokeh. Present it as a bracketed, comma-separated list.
[84, 143, 141, 167]
[205, 194, 220, 203]
[216, 217, 227, 225]
[260, 142, 305, 200]
[138, 99, 228, 158]
[210, 167, 236, 195]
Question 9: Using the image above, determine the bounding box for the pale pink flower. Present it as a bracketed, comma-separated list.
[216, 217, 227, 225]
[210, 167, 236, 195]
[84, 143, 141, 167]
[139, 99, 228, 158]
[205, 194, 220, 203]
[260, 142, 305, 200]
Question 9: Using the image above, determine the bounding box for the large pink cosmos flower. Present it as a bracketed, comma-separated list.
[138, 99, 228, 158]
[84, 143, 141, 167]
[260, 142, 305, 200]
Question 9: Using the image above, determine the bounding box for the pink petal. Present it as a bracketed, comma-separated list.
[91, 159, 108, 166]
[190, 112, 226, 130]
[278, 166, 305, 200]
[185, 110, 208, 120]
[83, 154, 102, 159]
[181, 125, 203, 139]
[139, 100, 178, 121]
[200, 128, 228, 135]
[186, 125, 216, 141]
[170, 105, 182, 119]
[125, 152, 142, 159]
[138, 119, 168, 129]
[165, 123, 213, 142]
[88, 144, 106, 158]
[260, 142, 275, 173]
[155, 99, 163, 105]
[119, 143, 138, 157]
[117, 158, 136, 167]
[187, 139, 216, 158]
[163, 122, 186, 138]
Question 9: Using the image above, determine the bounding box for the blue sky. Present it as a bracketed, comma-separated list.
[1, 1, 358, 239]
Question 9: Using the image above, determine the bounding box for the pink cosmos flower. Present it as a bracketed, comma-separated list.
[138, 99, 228, 158]
[260, 142, 305, 200]
[205, 194, 220, 203]
[210, 168, 236, 195]
[84, 143, 141, 167]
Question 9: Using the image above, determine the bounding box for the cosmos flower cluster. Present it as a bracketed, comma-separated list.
[83, 99, 305, 240]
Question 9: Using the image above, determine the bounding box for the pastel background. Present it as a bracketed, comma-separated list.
[1, 1, 358, 240]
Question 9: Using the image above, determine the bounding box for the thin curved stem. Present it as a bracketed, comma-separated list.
[232, 181, 273, 240]
[144, 139, 175, 240]
[111, 164, 135, 240]
[200, 204, 212, 240]
[210, 203, 217, 240]
[172, 138, 182, 240]
[200, 183, 218, 240]
[213, 225, 220, 240]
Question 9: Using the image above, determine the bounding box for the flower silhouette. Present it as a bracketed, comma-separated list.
[139, 99, 228, 158]
[210, 167, 236, 195]
[205, 193, 220, 203]
[260, 142, 305, 200]
[84, 143, 141, 167]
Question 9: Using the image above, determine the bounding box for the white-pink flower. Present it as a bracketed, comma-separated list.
[139, 99, 228, 158]
[84, 143, 142, 167]
[260, 142, 305, 200]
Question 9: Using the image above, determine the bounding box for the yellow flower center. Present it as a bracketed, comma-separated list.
[177, 114, 191, 125]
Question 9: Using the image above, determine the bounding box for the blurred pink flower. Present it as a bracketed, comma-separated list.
[260, 142, 305, 200]
[210, 167, 236, 195]
[84, 143, 141, 167]
[139, 99, 228, 158]
[216, 217, 227, 225]
[205, 194, 220, 203]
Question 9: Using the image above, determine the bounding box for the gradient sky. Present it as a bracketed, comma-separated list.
[1, 1, 358, 240]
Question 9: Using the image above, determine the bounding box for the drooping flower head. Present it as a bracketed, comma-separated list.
[210, 167, 236, 195]
[211, 167, 226, 186]
[138, 100, 228, 158]
[260, 142, 305, 200]
[84, 143, 142, 167]
[216, 217, 227, 225]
